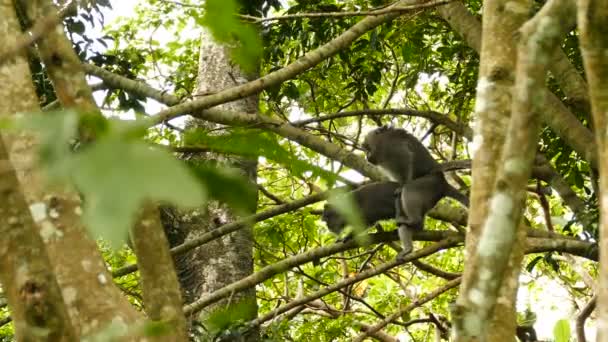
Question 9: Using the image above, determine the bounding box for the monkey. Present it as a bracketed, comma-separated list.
[393, 172, 468, 255]
[362, 125, 441, 184]
[322, 181, 399, 240]
[515, 325, 538, 342]
[322, 176, 466, 247]
[362, 126, 469, 257]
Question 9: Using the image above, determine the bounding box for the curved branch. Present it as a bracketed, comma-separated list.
[151, 0, 426, 125]
[245, 238, 461, 328]
[241, 0, 453, 23]
[179, 230, 592, 316]
[576, 295, 596, 342]
[411, 260, 460, 280]
[292, 108, 473, 137]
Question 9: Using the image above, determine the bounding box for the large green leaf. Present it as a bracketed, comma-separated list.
[553, 319, 571, 342]
[187, 162, 257, 215]
[199, 0, 262, 72]
[19, 112, 207, 248]
[73, 137, 206, 247]
[184, 128, 337, 185]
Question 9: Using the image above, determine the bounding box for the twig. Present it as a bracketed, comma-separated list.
[240, 0, 455, 23]
[352, 278, 461, 342]
[0, 2, 76, 66]
[576, 295, 596, 342]
[246, 239, 459, 328]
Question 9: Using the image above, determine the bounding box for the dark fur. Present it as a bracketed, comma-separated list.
[322, 181, 399, 236]
[362, 126, 469, 256]
[362, 126, 439, 183]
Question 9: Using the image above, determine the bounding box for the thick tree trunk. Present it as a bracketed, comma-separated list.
[0, 3, 75, 339]
[162, 28, 259, 341]
[577, 0, 608, 338]
[450, 0, 530, 340]
[5, 0, 143, 336]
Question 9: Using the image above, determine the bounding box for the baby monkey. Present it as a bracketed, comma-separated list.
[362, 126, 469, 257]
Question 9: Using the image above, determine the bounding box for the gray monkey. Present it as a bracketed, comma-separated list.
[322, 181, 399, 240]
[363, 126, 445, 183]
[362, 126, 469, 257]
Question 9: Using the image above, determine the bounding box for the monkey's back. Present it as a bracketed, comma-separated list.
[322, 181, 399, 235]
[397, 130, 438, 178]
[368, 127, 439, 181]
[354, 181, 399, 225]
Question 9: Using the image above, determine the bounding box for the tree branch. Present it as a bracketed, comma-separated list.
[149, 0, 427, 125]
[245, 239, 460, 328]
[352, 278, 461, 342]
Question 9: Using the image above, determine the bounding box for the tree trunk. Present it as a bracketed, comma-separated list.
[162, 29, 260, 341]
[0, 3, 75, 339]
[577, 0, 608, 338]
[5, 0, 143, 336]
[450, 0, 530, 340]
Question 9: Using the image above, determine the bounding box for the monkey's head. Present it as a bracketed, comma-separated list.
[321, 203, 346, 235]
[362, 125, 401, 165]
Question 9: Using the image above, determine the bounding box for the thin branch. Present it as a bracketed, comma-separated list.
[258, 185, 285, 204]
[246, 239, 460, 328]
[0, 1, 76, 66]
[537, 180, 555, 232]
[576, 295, 596, 342]
[240, 0, 454, 23]
[0, 316, 11, 328]
[181, 231, 592, 317]
[149, 0, 427, 125]
[184, 236, 460, 316]
[291, 108, 472, 138]
[112, 189, 333, 277]
[352, 278, 461, 342]
[411, 260, 460, 280]
[293, 269, 386, 319]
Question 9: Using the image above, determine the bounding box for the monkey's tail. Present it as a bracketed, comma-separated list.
[445, 185, 469, 207]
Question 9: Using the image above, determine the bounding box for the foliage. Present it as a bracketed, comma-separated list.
[18, 111, 207, 248]
[0, 0, 599, 340]
[198, 0, 262, 72]
[553, 319, 571, 342]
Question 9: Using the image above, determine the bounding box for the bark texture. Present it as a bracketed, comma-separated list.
[162, 28, 259, 341]
[577, 0, 608, 338]
[131, 204, 187, 340]
[0, 2, 75, 339]
[11, 0, 143, 336]
[449, 0, 530, 340]
[437, 2, 597, 169]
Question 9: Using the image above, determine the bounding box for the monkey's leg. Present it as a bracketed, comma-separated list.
[394, 186, 414, 259]
[396, 225, 414, 260]
[395, 179, 436, 260]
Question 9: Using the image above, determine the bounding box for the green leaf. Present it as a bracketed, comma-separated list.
[553, 319, 570, 342]
[20, 112, 206, 249]
[326, 189, 368, 244]
[16, 110, 80, 180]
[73, 137, 206, 248]
[142, 321, 172, 337]
[187, 163, 257, 215]
[183, 128, 337, 185]
[198, 0, 262, 72]
[205, 298, 257, 336]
